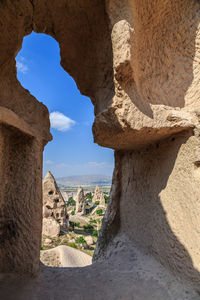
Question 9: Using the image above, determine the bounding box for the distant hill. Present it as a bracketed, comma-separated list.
[56, 174, 112, 188]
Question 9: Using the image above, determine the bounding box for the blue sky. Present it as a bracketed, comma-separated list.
[16, 32, 114, 178]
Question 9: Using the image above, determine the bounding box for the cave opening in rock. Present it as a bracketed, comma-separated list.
[15, 32, 114, 268]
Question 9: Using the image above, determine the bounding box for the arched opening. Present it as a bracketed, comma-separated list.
[16, 32, 114, 268]
[1, 2, 200, 298]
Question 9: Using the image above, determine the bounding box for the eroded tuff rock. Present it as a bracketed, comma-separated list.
[0, 0, 200, 298]
[43, 171, 68, 237]
[75, 186, 85, 215]
[94, 0, 200, 289]
[92, 186, 106, 206]
[40, 245, 92, 268]
[42, 217, 60, 238]
[93, 0, 200, 150]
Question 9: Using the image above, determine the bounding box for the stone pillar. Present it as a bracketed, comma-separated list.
[0, 124, 43, 275]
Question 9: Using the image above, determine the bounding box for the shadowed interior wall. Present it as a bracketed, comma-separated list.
[119, 132, 200, 283]
[0, 125, 43, 274]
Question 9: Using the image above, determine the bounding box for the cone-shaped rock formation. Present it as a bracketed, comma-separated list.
[75, 186, 85, 215]
[42, 171, 68, 237]
[92, 186, 105, 206]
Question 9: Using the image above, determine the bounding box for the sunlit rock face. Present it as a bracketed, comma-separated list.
[75, 186, 85, 215]
[42, 171, 68, 237]
[92, 186, 105, 206]
[0, 0, 200, 298]
[94, 0, 200, 286]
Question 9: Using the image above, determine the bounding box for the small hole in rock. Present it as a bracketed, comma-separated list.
[194, 161, 200, 167]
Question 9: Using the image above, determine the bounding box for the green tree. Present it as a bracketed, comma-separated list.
[67, 197, 76, 206]
[75, 236, 86, 244]
[104, 194, 109, 204]
[96, 209, 103, 215]
[86, 192, 93, 202]
[92, 230, 98, 237]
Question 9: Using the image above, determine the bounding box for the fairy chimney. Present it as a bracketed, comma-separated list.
[93, 186, 105, 206]
[75, 186, 85, 214]
[43, 171, 68, 236]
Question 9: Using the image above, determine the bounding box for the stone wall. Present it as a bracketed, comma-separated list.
[0, 0, 200, 289]
[94, 0, 200, 285]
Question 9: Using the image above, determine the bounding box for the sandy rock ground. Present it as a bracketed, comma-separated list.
[69, 215, 90, 225]
[0, 234, 199, 300]
[40, 245, 92, 268]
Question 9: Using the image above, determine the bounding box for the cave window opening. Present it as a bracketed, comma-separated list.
[15, 31, 114, 268]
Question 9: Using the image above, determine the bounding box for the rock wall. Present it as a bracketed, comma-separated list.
[0, 0, 200, 292]
[94, 0, 200, 286]
[95, 132, 200, 283]
[0, 125, 43, 274]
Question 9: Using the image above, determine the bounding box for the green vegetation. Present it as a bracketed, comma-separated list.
[67, 242, 78, 249]
[92, 230, 98, 237]
[69, 221, 75, 231]
[85, 192, 93, 202]
[89, 218, 97, 224]
[66, 197, 76, 206]
[74, 222, 80, 228]
[104, 194, 109, 204]
[42, 186, 109, 257]
[75, 236, 86, 244]
[83, 224, 94, 231]
[96, 209, 103, 215]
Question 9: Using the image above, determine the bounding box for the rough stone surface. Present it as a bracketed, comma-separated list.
[75, 186, 85, 215]
[92, 186, 106, 206]
[0, 237, 199, 299]
[43, 171, 68, 235]
[42, 218, 60, 238]
[40, 245, 92, 268]
[43, 238, 52, 246]
[0, 125, 45, 275]
[94, 0, 200, 290]
[69, 215, 90, 226]
[0, 0, 200, 298]
[85, 236, 94, 246]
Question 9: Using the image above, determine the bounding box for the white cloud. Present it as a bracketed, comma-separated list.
[87, 162, 112, 168]
[44, 160, 54, 165]
[50, 111, 76, 132]
[57, 163, 71, 168]
[16, 56, 28, 74]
